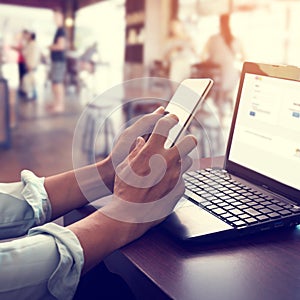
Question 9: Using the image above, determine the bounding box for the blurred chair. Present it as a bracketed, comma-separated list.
[81, 103, 115, 164]
[189, 105, 225, 158]
[190, 61, 222, 103]
[149, 60, 169, 78]
[189, 62, 225, 157]
[122, 76, 174, 126]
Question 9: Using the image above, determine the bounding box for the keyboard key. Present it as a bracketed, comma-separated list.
[242, 192, 253, 197]
[252, 190, 263, 195]
[278, 210, 292, 216]
[231, 186, 242, 191]
[221, 212, 233, 219]
[291, 206, 300, 213]
[244, 208, 261, 216]
[218, 202, 229, 208]
[215, 192, 226, 197]
[261, 201, 272, 206]
[257, 215, 270, 222]
[206, 204, 218, 210]
[264, 195, 275, 201]
[231, 201, 243, 207]
[269, 204, 283, 211]
[218, 187, 230, 192]
[245, 217, 258, 225]
[219, 195, 231, 201]
[239, 214, 251, 220]
[240, 199, 251, 204]
[212, 208, 227, 215]
[238, 204, 248, 210]
[226, 198, 237, 204]
[211, 199, 223, 205]
[260, 208, 272, 214]
[231, 209, 243, 215]
[268, 212, 281, 219]
[281, 203, 294, 209]
[206, 196, 218, 201]
[227, 216, 239, 223]
[228, 192, 240, 197]
[198, 192, 212, 198]
[249, 195, 260, 200]
[223, 205, 235, 211]
[233, 220, 247, 227]
[253, 205, 264, 210]
[205, 187, 216, 192]
[201, 201, 213, 207]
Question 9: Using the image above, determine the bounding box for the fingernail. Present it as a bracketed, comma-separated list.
[153, 106, 164, 113]
[136, 136, 144, 145]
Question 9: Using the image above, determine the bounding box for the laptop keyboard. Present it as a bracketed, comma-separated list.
[184, 168, 300, 228]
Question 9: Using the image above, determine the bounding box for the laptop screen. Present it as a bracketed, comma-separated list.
[225, 62, 300, 200]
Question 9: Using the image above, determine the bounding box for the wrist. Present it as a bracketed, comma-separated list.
[73, 156, 115, 204]
[68, 211, 141, 273]
[96, 155, 115, 192]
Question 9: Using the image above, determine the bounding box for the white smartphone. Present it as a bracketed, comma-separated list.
[164, 78, 213, 148]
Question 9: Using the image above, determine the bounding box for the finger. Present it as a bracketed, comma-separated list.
[142, 107, 166, 141]
[128, 136, 145, 160]
[153, 106, 165, 115]
[116, 136, 146, 175]
[171, 134, 197, 159]
[147, 113, 179, 146]
[125, 109, 164, 142]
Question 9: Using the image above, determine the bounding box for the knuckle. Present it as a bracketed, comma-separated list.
[157, 117, 169, 128]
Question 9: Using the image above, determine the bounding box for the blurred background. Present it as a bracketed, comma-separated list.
[1, 0, 300, 182]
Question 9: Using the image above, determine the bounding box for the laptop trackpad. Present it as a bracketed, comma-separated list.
[163, 200, 233, 241]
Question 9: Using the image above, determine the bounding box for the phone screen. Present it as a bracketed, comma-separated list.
[164, 78, 213, 148]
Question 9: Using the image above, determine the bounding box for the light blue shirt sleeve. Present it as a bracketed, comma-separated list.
[0, 170, 51, 239]
[0, 170, 85, 299]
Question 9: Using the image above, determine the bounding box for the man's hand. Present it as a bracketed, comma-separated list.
[68, 111, 197, 274]
[109, 106, 165, 167]
[99, 106, 165, 192]
[73, 107, 167, 205]
[101, 113, 197, 242]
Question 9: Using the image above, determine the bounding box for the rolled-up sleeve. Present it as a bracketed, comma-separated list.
[0, 170, 51, 239]
[0, 223, 84, 300]
[0, 170, 84, 299]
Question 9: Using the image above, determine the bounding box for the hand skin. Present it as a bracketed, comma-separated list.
[44, 107, 166, 219]
[43, 107, 196, 274]
[68, 112, 197, 274]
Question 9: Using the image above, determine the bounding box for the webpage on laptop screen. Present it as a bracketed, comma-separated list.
[229, 73, 300, 190]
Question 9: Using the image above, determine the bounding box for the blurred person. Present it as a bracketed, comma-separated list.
[163, 18, 197, 83]
[201, 14, 245, 123]
[47, 9, 67, 113]
[22, 31, 41, 100]
[0, 107, 197, 300]
[11, 29, 30, 92]
[2, 32, 20, 128]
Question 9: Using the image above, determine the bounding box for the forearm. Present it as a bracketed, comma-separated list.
[67, 210, 141, 274]
[45, 156, 115, 220]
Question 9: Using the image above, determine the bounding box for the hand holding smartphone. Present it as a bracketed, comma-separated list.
[164, 78, 213, 148]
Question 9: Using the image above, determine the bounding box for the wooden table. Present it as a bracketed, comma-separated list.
[65, 157, 300, 300]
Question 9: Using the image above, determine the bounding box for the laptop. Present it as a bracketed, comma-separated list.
[162, 61, 300, 243]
